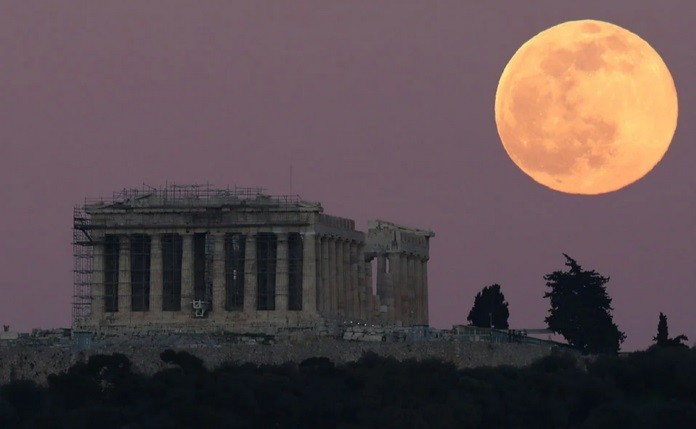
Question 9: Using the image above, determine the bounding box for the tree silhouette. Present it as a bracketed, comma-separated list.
[467, 284, 509, 329]
[543, 254, 625, 354]
[652, 312, 689, 348]
[654, 312, 669, 346]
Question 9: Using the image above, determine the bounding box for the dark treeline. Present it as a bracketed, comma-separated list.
[1, 348, 695, 429]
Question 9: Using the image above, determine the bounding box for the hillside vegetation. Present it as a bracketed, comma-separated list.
[1, 347, 694, 428]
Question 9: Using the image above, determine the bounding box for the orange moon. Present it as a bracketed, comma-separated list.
[495, 20, 678, 194]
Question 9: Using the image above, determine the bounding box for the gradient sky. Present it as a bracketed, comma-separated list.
[1, 1, 693, 351]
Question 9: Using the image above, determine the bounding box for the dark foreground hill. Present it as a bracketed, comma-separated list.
[1, 347, 695, 429]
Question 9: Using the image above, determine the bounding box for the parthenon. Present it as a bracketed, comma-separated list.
[73, 185, 434, 333]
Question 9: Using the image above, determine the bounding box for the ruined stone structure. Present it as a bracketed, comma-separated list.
[73, 185, 434, 333]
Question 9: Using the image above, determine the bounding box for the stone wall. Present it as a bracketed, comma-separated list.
[0, 334, 557, 385]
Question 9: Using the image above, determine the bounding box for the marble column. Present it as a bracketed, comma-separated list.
[212, 233, 226, 314]
[349, 242, 358, 318]
[407, 256, 415, 326]
[118, 235, 131, 314]
[400, 254, 408, 325]
[180, 234, 194, 313]
[362, 258, 372, 320]
[402, 255, 410, 324]
[243, 233, 257, 312]
[91, 234, 105, 322]
[275, 232, 289, 311]
[414, 258, 423, 325]
[314, 235, 322, 312]
[149, 234, 163, 316]
[341, 240, 350, 318]
[328, 237, 337, 315]
[421, 259, 429, 324]
[388, 252, 401, 323]
[302, 231, 317, 314]
[321, 236, 329, 314]
[336, 239, 345, 316]
[376, 255, 388, 314]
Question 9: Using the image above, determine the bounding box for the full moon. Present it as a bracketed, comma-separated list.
[495, 20, 678, 194]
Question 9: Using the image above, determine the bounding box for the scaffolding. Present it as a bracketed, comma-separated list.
[84, 182, 305, 208]
[72, 205, 93, 328]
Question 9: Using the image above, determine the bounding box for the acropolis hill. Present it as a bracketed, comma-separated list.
[0, 184, 566, 384]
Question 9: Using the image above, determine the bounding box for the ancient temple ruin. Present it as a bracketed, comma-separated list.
[73, 184, 434, 333]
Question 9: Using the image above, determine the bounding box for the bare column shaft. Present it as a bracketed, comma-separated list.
[243, 233, 257, 313]
[302, 232, 317, 314]
[212, 233, 226, 315]
[314, 235, 322, 312]
[388, 253, 401, 323]
[376, 255, 388, 317]
[414, 258, 423, 324]
[421, 259, 429, 324]
[328, 237, 337, 315]
[349, 242, 358, 318]
[336, 239, 345, 316]
[359, 244, 370, 320]
[363, 261, 372, 320]
[150, 234, 163, 317]
[401, 255, 408, 325]
[180, 234, 194, 314]
[321, 237, 329, 314]
[275, 233, 289, 311]
[407, 256, 415, 326]
[118, 235, 131, 315]
[91, 235, 105, 324]
[341, 240, 350, 317]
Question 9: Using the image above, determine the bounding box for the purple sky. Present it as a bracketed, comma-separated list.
[1, 1, 693, 350]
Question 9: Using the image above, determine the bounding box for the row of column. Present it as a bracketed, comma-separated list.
[315, 235, 371, 320]
[375, 252, 429, 326]
[91, 231, 317, 321]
